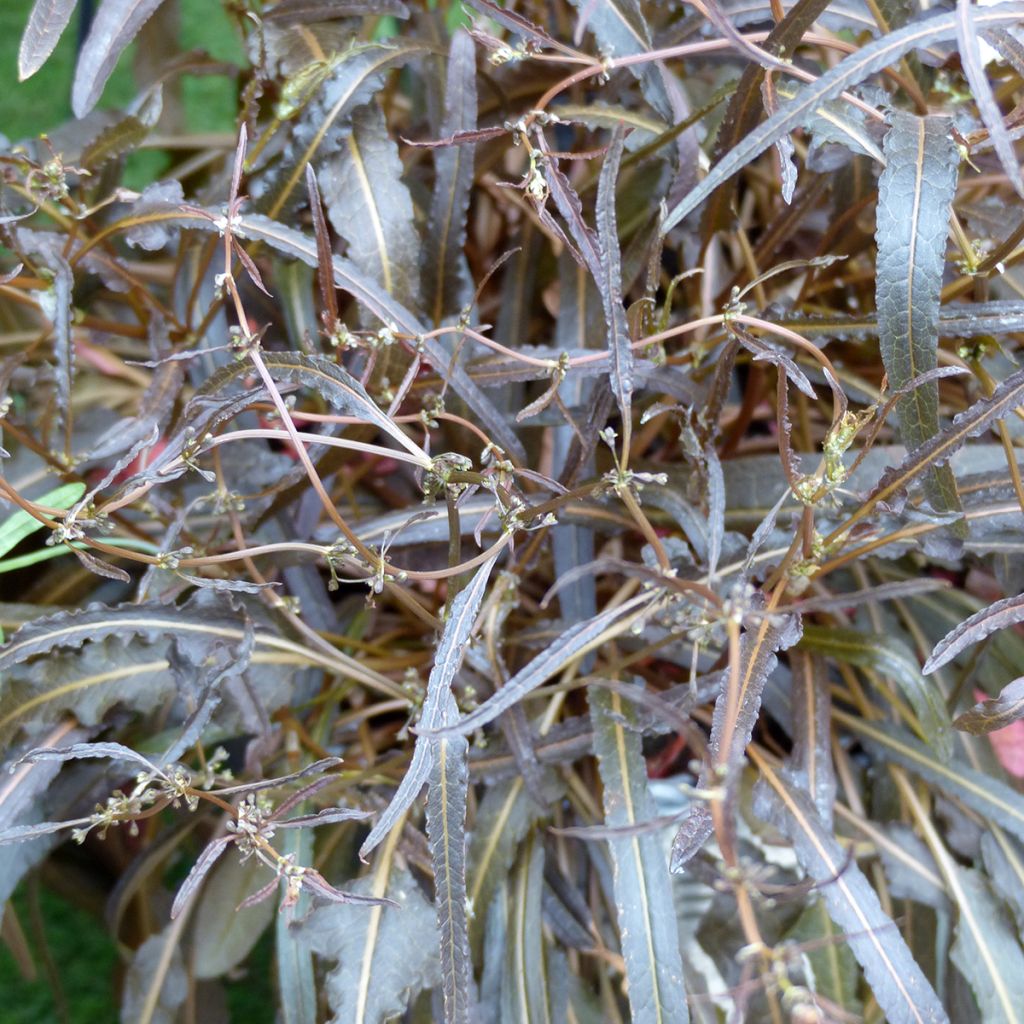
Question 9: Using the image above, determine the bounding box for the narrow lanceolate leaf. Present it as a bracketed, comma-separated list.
[595, 125, 633, 433]
[835, 711, 1024, 844]
[265, 0, 410, 21]
[319, 102, 420, 308]
[427, 693, 473, 1024]
[896, 771, 1024, 1024]
[955, 677, 1024, 735]
[35, 258, 74, 453]
[424, 30, 477, 325]
[700, 0, 832, 238]
[876, 110, 962, 518]
[15, 741, 159, 774]
[957, 0, 1024, 197]
[661, 2, 1024, 234]
[18, 0, 77, 80]
[359, 557, 496, 860]
[779, 301, 1024, 340]
[671, 607, 802, 869]
[468, 776, 553, 956]
[801, 625, 952, 759]
[924, 593, 1024, 674]
[589, 686, 689, 1024]
[502, 832, 552, 1024]
[868, 365, 1024, 517]
[427, 591, 656, 738]
[786, 650, 835, 829]
[276, 824, 316, 1024]
[72, 0, 166, 117]
[950, 868, 1024, 1023]
[711, 609, 803, 770]
[170, 837, 232, 920]
[756, 762, 948, 1024]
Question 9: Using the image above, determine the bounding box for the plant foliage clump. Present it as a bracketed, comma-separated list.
[3, 1, 1024, 1022]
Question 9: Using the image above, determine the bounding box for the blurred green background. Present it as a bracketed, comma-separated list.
[0, 0, 243, 140]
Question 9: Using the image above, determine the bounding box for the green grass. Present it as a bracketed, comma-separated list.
[0, 886, 118, 1024]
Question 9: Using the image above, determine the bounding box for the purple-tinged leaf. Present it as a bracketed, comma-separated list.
[71, 547, 132, 584]
[424, 30, 477, 326]
[538, 138, 601, 279]
[464, 0, 563, 52]
[72, 0, 166, 118]
[277, 806, 372, 828]
[785, 578, 950, 614]
[0, 816, 92, 846]
[699, 0, 834, 239]
[170, 836, 232, 919]
[426, 693, 474, 1024]
[705, 443, 725, 579]
[589, 685, 689, 1023]
[786, 650, 835, 829]
[957, 0, 1024, 197]
[954, 677, 1024, 735]
[672, 607, 801, 868]
[867, 366, 1024, 519]
[14, 741, 160, 775]
[595, 125, 633, 434]
[305, 163, 339, 331]
[293, 860, 440, 1022]
[192, 851, 278, 976]
[236, 877, 278, 911]
[425, 590, 656, 738]
[79, 89, 163, 168]
[119, 922, 188, 1023]
[925, 593, 1024, 674]
[160, 630, 253, 767]
[713, 607, 803, 771]
[18, 0, 77, 80]
[264, 41, 425, 220]
[404, 126, 505, 149]
[836, 712, 1024, 844]
[213, 758, 343, 796]
[876, 110, 962, 519]
[663, 1, 1024, 235]
[948, 865, 1024, 1022]
[320, 102, 420, 308]
[567, 0, 670, 118]
[756, 764, 949, 1024]
[360, 557, 497, 859]
[301, 868, 398, 908]
[732, 324, 816, 399]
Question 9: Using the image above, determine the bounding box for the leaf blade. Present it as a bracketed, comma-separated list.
[590, 685, 689, 1024]
[18, 0, 77, 80]
[876, 110, 962, 517]
[72, 0, 166, 117]
[661, 1, 1024, 234]
[756, 761, 949, 1024]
